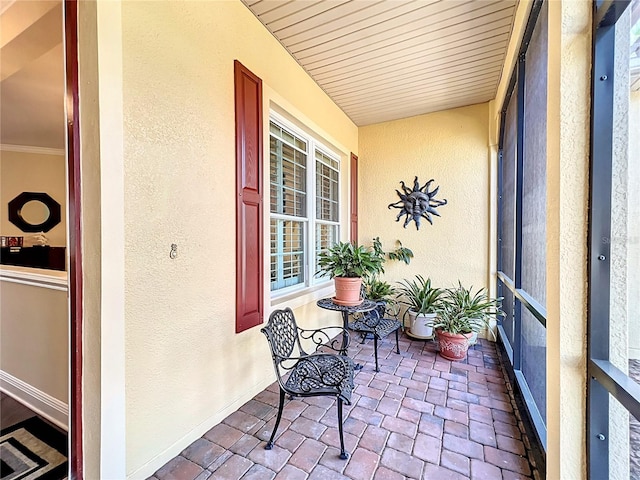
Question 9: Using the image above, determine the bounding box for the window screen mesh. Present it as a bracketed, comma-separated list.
[522, 2, 548, 307]
[500, 87, 517, 281]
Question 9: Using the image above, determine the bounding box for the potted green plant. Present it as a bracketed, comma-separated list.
[364, 276, 397, 315]
[395, 275, 444, 339]
[364, 277, 395, 302]
[317, 241, 384, 306]
[434, 282, 504, 361]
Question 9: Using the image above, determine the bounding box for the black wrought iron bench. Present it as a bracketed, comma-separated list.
[350, 300, 402, 372]
[261, 307, 355, 459]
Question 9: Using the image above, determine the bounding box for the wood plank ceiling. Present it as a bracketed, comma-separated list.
[242, 0, 518, 126]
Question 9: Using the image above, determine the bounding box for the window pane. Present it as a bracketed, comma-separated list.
[500, 86, 517, 281]
[521, 1, 548, 307]
[316, 151, 339, 222]
[269, 118, 340, 293]
[316, 149, 339, 171]
[315, 223, 338, 276]
[270, 218, 305, 291]
[521, 306, 546, 423]
[270, 122, 307, 217]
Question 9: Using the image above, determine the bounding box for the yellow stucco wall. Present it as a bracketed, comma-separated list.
[546, 2, 591, 479]
[117, 1, 357, 476]
[75, 0, 598, 478]
[358, 104, 491, 296]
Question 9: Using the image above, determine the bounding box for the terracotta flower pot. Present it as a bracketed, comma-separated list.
[436, 329, 474, 361]
[333, 277, 363, 306]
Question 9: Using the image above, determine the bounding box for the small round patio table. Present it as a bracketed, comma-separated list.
[317, 297, 377, 369]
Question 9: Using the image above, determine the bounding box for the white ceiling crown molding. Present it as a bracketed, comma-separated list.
[0, 144, 65, 156]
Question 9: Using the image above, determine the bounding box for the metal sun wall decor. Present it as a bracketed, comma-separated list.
[388, 176, 448, 230]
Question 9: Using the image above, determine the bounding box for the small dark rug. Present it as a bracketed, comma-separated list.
[0, 417, 67, 480]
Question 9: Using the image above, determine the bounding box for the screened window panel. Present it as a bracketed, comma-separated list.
[270, 218, 305, 291]
[499, 281, 515, 349]
[588, 4, 640, 478]
[521, 306, 547, 422]
[500, 88, 518, 281]
[521, 1, 548, 307]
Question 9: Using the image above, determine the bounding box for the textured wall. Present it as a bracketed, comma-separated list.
[0, 277, 68, 403]
[0, 150, 67, 247]
[545, 1, 591, 478]
[358, 103, 490, 296]
[120, 1, 357, 476]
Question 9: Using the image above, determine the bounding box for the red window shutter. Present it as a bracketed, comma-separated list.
[350, 153, 358, 244]
[235, 60, 263, 333]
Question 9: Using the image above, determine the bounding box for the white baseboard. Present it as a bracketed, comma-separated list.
[0, 370, 68, 430]
[128, 376, 275, 480]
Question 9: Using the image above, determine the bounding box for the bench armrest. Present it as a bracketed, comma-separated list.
[298, 326, 350, 354]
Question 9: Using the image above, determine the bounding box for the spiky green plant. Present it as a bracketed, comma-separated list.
[364, 277, 395, 301]
[433, 282, 504, 335]
[395, 275, 444, 315]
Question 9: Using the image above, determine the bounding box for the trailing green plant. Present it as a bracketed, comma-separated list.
[387, 240, 414, 265]
[371, 237, 414, 265]
[395, 275, 444, 315]
[317, 241, 385, 279]
[434, 282, 504, 335]
[372, 237, 385, 261]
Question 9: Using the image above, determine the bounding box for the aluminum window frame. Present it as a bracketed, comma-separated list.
[588, 2, 640, 478]
[496, 0, 548, 460]
[269, 114, 341, 296]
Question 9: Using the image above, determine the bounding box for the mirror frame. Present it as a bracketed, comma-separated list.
[8, 192, 61, 233]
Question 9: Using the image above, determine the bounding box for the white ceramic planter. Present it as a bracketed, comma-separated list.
[407, 310, 436, 339]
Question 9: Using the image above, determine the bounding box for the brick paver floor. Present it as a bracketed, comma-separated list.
[150, 333, 540, 480]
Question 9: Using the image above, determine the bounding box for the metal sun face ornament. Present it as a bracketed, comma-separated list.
[388, 176, 448, 230]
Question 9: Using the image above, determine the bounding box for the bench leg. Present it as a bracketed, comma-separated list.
[395, 328, 400, 354]
[337, 398, 349, 459]
[373, 336, 381, 372]
[266, 389, 285, 450]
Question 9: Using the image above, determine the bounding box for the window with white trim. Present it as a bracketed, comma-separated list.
[269, 116, 340, 293]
